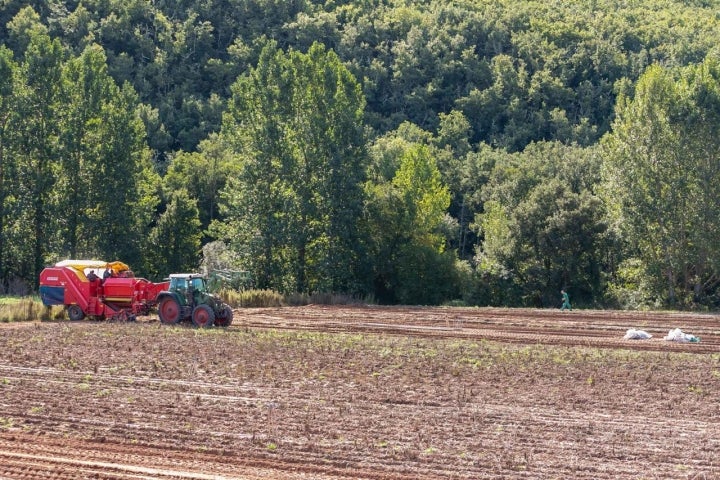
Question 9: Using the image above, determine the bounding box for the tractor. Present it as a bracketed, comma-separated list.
[156, 273, 233, 328]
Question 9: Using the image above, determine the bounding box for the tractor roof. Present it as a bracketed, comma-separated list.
[168, 273, 205, 279]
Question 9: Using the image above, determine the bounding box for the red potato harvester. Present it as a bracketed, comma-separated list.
[39, 260, 170, 322]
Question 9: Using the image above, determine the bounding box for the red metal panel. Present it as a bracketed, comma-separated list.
[102, 277, 137, 303]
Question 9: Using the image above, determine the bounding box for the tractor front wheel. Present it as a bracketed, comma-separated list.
[214, 304, 233, 327]
[158, 297, 181, 325]
[67, 305, 85, 321]
[191, 305, 215, 328]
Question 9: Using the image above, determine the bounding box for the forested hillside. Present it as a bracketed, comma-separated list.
[2, 0, 720, 308]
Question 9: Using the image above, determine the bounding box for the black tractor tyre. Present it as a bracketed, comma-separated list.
[191, 304, 215, 328]
[67, 305, 85, 321]
[214, 304, 233, 328]
[158, 296, 182, 325]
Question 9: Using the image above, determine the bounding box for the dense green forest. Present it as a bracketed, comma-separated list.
[2, 0, 720, 309]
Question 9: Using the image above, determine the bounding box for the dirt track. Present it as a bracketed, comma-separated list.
[0, 305, 718, 479]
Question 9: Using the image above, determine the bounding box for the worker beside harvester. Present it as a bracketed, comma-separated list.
[103, 265, 114, 281]
[86, 269, 100, 296]
[87, 270, 99, 282]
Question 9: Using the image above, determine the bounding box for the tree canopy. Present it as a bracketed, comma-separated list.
[602, 58, 720, 307]
[2, 0, 720, 308]
[216, 41, 368, 294]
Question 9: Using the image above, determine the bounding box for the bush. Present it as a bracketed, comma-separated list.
[394, 246, 463, 305]
[286, 292, 374, 306]
[219, 289, 375, 308]
[604, 258, 661, 310]
[0, 297, 63, 322]
[220, 289, 285, 308]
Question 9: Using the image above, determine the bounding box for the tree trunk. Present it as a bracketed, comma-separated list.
[666, 268, 676, 305]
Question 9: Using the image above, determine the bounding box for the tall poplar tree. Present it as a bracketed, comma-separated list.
[0, 47, 18, 286]
[219, 41, 367, 294]
[2, 7, 158, 286]
[603, 59, 720, 306]
[90, 81, 159, 265]
[15, 28, 65, 283]
[56, 44, 110, 258]
[44, 42, 157, 269]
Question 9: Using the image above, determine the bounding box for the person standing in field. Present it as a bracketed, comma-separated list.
[561, 289, 572, 311]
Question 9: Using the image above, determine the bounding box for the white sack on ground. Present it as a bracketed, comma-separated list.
[624, 328, 652, 340]
[663, 328, 700, 343]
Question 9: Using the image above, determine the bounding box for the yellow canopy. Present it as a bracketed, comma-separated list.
[54, 260, 131, 279]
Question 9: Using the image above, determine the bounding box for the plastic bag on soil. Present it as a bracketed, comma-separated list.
[624, 328, 652, 340]
[663, 328, 700, 343]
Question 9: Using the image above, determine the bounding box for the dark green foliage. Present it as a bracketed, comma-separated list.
[145, 189, 202, 279]
[0, 20, 159, 288]
[603, 58, 720, 308]
[219, 41, 368, 295]
[2, 0, 720, 306]
[394, 245, 461, 305]
[476, 142, 610, 307]
[5, 0, 719, 159]
[364, 135, 455, 304]
[163, 133, 237, 237]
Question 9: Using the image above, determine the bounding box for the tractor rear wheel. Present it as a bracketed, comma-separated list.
[214, 305, 233, 327]
[67, 305, 85, 321]
[191, 304, 215, 328]
[158, 297, 181, 325]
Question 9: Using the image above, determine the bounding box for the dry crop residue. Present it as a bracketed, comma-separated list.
[0, 305, 718, 479]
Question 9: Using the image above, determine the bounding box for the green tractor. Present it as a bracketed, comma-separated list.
[157, 273, 233, 328]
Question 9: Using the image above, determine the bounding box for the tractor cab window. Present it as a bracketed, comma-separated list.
[191, 277, 206, 292]
[170, 277, 188, 291]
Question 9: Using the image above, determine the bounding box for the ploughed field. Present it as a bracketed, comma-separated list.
[0, 305, 718, 479]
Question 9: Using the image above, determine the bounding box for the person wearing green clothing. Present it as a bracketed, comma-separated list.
[560, 289, 571, 311]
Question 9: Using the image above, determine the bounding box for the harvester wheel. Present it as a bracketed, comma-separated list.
[158, 297, 181, 325]
[214, 305, 233, 328]
[191, 305, 215, 328]
[67, 305, 85, 321]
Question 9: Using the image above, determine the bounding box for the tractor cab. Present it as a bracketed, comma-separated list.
[169, 274, 206, 292]
[168, 274, 210, 307]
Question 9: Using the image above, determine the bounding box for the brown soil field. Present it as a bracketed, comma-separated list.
[0, 305, 718, 479]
